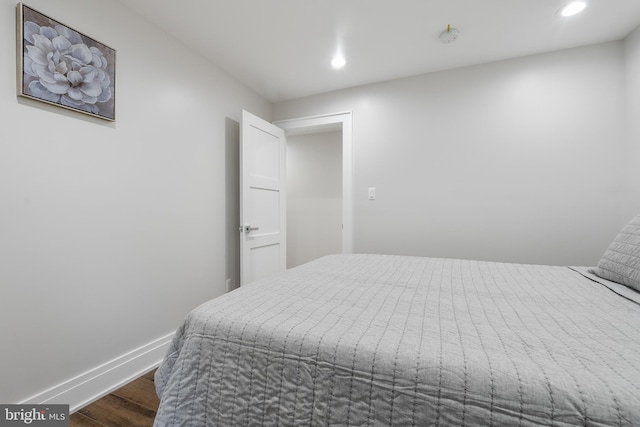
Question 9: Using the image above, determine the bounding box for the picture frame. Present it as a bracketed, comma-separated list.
[16, 3, 116, 121]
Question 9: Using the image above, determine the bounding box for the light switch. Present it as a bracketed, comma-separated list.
[368, 187, 376, 200]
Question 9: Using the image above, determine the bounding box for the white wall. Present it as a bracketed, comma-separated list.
[2, 0, 635, 407]
[274, 42, 626, 266]
[225, 118, 241, 291]
[0, 0, 270, 405]
[624, 25, 640, 218]
[287, 131, 342, 268]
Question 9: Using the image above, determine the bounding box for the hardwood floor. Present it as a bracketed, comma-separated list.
[70, 369, 160, 427]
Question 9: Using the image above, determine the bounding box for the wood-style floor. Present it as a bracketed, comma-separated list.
[69, 369, 159, 427]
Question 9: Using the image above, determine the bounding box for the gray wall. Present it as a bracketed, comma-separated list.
[624, 26, 640, 219]
[0, 0, 270, 403]
[2, 0, 638, 406]
[274, 42, 628, 266]
[287, 131, 342, 268]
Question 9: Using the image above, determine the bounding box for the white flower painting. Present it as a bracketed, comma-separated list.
[18, 4, 115, 121]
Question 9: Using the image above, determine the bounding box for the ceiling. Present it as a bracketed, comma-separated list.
[118, 0, 640, 103]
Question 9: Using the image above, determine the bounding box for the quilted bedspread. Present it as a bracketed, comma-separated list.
[154, 254, 640, 426]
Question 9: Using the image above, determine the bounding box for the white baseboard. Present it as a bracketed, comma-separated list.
[19, 332, 174, 413]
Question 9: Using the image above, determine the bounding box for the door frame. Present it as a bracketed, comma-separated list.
[274, 111, 353, 254]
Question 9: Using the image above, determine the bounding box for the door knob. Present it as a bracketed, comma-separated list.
[244, 225, 259, 233]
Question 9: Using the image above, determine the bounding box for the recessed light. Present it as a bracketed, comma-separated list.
[558, 1, 587, 17]
[331, 55, 346, 70]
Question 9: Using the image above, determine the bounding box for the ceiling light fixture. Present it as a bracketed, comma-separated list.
[331, 55, 346, 69]
[439, 24, 460, 44]
[558, 1, 587, 17]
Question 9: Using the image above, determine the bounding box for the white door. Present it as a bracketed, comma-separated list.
[240, 110, 286, 285]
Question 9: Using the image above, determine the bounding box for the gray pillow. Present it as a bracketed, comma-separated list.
[592, 215, 640, 292]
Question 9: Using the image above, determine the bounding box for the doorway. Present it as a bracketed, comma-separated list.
[274, 111, 353, 261]
[286, 129, 342, 268]
[226, 111, 353, 291]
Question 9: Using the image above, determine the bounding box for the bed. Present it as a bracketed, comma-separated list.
[154, 216, 640, 426]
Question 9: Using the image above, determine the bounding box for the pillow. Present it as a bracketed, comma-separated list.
[592, 215, 640, 292]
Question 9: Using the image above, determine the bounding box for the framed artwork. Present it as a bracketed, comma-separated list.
[16, 3, 116, 121]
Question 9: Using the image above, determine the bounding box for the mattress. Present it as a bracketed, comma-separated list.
[154, 254, 640, 426]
